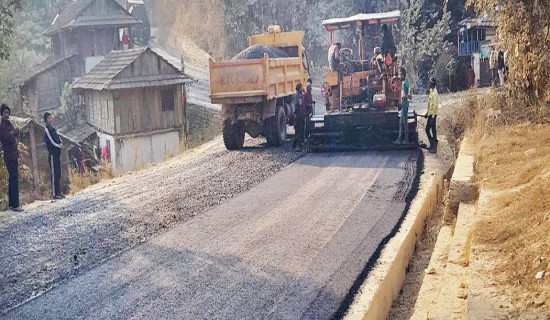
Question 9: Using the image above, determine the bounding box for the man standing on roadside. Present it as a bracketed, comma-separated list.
[425, 77, 439, 154]
[394, 67, 410, 145]
[0, 104, 23, 212]
[293, 83, 306, 152]
[43, 112, 65, 200]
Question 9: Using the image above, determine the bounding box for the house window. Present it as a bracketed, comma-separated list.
[161, 87, 175, 111]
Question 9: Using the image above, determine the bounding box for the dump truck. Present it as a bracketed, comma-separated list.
[309, 11, 418, 151]
[209, 28, 311, 150]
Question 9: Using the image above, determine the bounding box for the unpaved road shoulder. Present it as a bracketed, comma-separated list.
[0, 138, 298, 314]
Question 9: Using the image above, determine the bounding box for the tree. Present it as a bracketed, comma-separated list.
[467, 0, 550, 120]
[397, 0, 451, 92]
[0, 0, 25, 60]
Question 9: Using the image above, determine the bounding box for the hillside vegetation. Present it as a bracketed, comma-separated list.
[147, 0, 467, 87]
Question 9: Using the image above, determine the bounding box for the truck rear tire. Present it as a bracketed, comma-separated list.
[223, 119, 245, 150]
[266, 106, 287, 147]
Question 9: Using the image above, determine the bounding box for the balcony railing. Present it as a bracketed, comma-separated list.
[459, 41, 481, 56]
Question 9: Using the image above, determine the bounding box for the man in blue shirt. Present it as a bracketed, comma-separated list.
[394, 67, 410, 145]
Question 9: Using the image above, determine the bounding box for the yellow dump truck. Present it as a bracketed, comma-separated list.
[209, 28, 311, 149]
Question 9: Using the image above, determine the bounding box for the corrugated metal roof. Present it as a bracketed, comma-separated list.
[58, 121, 96, 144]
[71, 47, 193, 90]
[108, 74, 193, 89]
[323, 10, 400, 30]
[458, 17, 497, 28]
[44, 0, 140, 36]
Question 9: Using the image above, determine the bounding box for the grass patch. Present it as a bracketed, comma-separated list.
[68, 163, 117, 195]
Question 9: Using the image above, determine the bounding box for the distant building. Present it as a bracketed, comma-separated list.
[457, 16, 498, 87]
[71, 47, 193, 172]
[125, 0, 151, 46]
[18, 0, 142, 120]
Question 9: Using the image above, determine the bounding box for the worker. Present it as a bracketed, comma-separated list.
[489, 49, 498, 86]
[0, 104, 23, 212]
[497, 50, 505, 86]
[467, 65, 475, 88]
[394, 67, 410, 145]
[370, 47, 385, 75]
[293, 83, 306, 152]
[381, 24, 396, 59]
[43, 112, 65, 200]
[328, 42, 341, 72]
[425, 77, 439, 154]
[304, 80, 314, 139]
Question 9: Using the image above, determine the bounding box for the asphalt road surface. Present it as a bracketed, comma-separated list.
[4, 151, 420, 320]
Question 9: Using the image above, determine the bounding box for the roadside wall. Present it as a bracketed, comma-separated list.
[187, 103, 222, 148]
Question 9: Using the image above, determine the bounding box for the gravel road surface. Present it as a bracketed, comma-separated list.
[0, 138, 298, 314]
[3, 150, 420, 320]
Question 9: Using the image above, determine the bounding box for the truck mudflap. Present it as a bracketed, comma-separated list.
[307, 109, 419, 152]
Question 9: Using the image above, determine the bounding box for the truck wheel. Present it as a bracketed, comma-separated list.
[223, 119, 245, 150]
[266, 106, 287, 146]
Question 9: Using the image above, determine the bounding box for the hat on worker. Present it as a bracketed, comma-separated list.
[374, 47, 382, 55]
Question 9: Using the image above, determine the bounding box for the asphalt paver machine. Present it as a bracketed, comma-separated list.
[309, 10, 418, 151]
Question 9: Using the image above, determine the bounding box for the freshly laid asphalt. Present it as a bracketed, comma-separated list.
[4, 151, 420, 320]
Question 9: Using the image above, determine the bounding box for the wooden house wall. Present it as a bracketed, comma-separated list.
[22, 79, 38, 117]
[21, 57, 83, 119]
[84, 90, 116, 134]
[113, 84, 182, 136]
[76, 28, 122, 58]
[82, 0, 126, 18]
[116, 51, 178, 79]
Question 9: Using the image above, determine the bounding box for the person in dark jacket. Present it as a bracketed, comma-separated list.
[293, 83, 306, 152]
[43, 112, 65, 199]
[0, 104, 23, 211]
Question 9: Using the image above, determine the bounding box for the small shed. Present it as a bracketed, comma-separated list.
[71, 47, 194, 172]
[18, 54, 81, 120]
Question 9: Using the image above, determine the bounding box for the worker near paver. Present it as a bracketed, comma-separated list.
[381, 24, 396, 59]
[394, 67, 410, 145]
[371, 47, 385, 75]
[328, 42, 341, 72]
[425, 77, 439, 154]
[304, 80, 314, 140]
[0, 104, 23, 212]
[43, 112, 65, 200]
[293, 83, 306, 152]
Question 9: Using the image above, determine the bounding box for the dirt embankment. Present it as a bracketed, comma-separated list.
[471, 124, 550, 316]
[0, 137, 299, 314]
[148, 0, 226, 65]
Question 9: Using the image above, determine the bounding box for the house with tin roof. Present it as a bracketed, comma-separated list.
[71, 47, 194, 172]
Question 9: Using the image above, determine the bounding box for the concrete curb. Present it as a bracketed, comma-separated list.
[344, 169, 445, 320]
